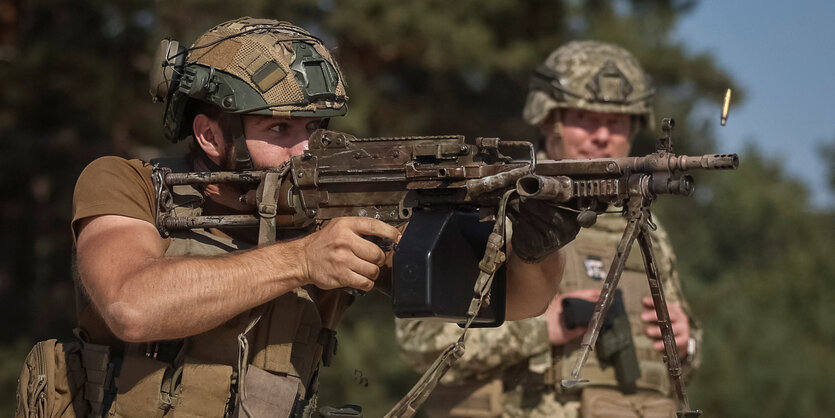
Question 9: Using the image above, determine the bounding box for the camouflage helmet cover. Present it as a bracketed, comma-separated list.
[523, 40, 654, 129]
[161, 17, 348, 142]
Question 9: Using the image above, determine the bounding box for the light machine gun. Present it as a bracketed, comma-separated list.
[152, 118, 736, 417]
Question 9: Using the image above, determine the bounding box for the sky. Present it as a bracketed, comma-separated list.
[674, 0, 835, 209]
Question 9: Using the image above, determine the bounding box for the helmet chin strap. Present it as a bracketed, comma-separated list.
[229, 114, 255, 171]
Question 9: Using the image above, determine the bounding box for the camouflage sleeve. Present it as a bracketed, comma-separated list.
[395, 317, 550, 384]
[649, 221, 702, 377]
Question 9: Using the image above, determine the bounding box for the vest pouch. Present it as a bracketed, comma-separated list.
[423, 378, 503, 417]
[232, 365, 300, 418]
[580, 387, 676, 418]
[15, 339, 87, 418]
[109, 353, 170, 418]
[170, 359, 233, 417]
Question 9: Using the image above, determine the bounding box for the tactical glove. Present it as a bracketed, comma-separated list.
[507, 197, 580, 263]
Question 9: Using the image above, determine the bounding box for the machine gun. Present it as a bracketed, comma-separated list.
[152, 118, 735, 417]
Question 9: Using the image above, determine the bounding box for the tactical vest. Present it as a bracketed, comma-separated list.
[538, 213, 675, 396]
[75, 179, 348, 417]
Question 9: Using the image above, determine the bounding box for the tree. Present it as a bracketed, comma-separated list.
[2, 1, 832, 416]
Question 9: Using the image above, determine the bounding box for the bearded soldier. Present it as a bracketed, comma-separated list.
[15, 18, 578, 418]
[396, 41, 702, 418]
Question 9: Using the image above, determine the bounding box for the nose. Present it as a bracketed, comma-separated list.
[290, 139, 309, 156]
[590, 125, 611, 144]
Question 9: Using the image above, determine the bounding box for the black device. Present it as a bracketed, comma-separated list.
[392, 209, 506, 327]
[562, 289, 641, 393]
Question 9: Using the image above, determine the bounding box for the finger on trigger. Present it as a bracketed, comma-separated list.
[352, 217, 402, 243]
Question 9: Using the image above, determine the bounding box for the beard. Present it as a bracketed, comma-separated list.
[219, 140, 238, 171]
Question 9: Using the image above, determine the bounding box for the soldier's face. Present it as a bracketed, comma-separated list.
[237, 115, 324, 169]
[544, 109, 632, 160]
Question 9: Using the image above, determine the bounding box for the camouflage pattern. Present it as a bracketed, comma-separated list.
[164, 17, 348, 142]
[396, 317, 550, 386]
[395, 214, 702, 417]
[523, 41, 655, 129]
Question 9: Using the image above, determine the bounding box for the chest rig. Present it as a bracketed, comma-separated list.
[535, 213, 673, 397]
[76, 159, 348, 418]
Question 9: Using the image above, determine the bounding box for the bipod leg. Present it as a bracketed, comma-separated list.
[635, 206, 701, 417]
[562, 197, 643, 388]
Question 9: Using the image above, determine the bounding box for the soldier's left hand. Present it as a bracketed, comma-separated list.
[641, 297, 689, 359]
[507, 197, 580, 263]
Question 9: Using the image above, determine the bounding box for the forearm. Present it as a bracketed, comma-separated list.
[83, 241, 306, 342]
[396, 318, 550, 383]
[504, 248, 565, 320]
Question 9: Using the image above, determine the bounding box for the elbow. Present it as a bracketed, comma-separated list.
[104, 302, 154, 343]
[505, 300, 549, 321]
[530, 300, 550, 318]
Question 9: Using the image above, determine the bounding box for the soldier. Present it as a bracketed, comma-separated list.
[396, 41, 702, 418]
[15, 18, 578, 418]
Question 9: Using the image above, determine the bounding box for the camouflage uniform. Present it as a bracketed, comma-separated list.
[396, 41, 702, 418]
[396, 216, 701, 417]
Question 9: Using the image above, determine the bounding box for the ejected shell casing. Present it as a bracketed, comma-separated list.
[720, 88, 731, 126]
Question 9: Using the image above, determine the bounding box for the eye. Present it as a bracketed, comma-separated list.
[306, 119, 324, 133]
[270, 123, 289, 134]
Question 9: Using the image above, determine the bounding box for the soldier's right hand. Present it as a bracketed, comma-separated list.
[544, 288, 601, 345]
[296, 217, 401, 292]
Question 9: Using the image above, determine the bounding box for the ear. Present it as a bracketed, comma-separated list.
[193, 114, 226, 165]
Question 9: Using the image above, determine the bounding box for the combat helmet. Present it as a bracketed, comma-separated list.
[523, 40, 654, 129]
[149, 17, 348, 169]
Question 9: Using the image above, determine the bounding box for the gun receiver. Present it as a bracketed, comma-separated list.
[155, 130, 736, 232]
[152, 118, 735, 417]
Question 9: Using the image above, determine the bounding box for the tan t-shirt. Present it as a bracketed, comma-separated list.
[71, 156, 161, 241]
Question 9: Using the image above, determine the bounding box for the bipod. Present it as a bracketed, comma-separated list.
[561, 194, 701, 417]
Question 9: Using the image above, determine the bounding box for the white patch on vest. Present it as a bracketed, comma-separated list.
[584, 255, 605, 281]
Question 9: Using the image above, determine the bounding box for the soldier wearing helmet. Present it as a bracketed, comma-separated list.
[15, 18, 574, 418]
[396, 41, 702, 417]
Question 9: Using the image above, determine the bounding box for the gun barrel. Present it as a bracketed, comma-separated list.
[672, 154, 739, 171]
[164, 171, 265, 185]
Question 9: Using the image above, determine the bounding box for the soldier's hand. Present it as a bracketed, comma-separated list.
[545, 288, 601, 345]
[298, 217, 401, 292]
[641, 297, 689, 358]
[507, 197, 580, 263]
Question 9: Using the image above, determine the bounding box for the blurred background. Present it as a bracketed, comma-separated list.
[1, 1, 833, 417]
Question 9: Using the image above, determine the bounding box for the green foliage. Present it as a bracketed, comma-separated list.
[820, 136, 835, 191]
[657, 147, 835, 417]
[0, 340, 31, 412]
[1, 1, 833, 416]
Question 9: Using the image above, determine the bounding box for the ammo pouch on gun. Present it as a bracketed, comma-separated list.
[562, 289, 640, 393]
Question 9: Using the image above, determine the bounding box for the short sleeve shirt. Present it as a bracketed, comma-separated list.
[71, 156, 160, 241]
